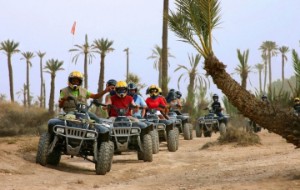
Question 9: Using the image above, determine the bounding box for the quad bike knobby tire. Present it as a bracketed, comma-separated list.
[219, 123, 226, 136]
[167, 129, 177, 152]
[195, 124, 203, 137]
[150, 130, 159, 154]
[96, 141, 114, 175]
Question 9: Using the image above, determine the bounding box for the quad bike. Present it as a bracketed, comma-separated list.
[36, 97, 114, 175]
[104, 105, 154, 162]
[245, 118, 261, 133]
[196, 109, 229, 138]
[144, 109, 178, 152]
[168, 108, 193, 140]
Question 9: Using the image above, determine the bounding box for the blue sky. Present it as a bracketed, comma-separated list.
[1, 0, 300, 105]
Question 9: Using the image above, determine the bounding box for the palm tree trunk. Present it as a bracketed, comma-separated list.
[158, 59, 162, 87]
[204, 55, 300, 147]
[7, 55, 14, 102]
[280, 55, 285, 93]
[43, 82, 46, 108]
[48, 74, 55, 114]
[98, 54, 105, 102]
[40, 58, 44, 108]
[263, 62, 267, 93]
[259, 71, 262, 94]
[268, 52, 272, 97]
[84, 53, 88, 89]
[26, 61, 30, 107]
[161, 0, 169, 95]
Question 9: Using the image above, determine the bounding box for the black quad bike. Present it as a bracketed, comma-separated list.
[168, 108, 193, 140]
[36, 98, 114, 175]
[144, 109, 178, 152]
[196, 110, 228, 138]
[104, 105, 154, 162]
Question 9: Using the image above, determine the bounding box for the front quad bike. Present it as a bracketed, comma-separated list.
[36, 98, 114, 175]
[196, 110, 229, 138]
[168, 109, 193, 140]
[107, 106, 154, 162]
[145, 109, 178, 152]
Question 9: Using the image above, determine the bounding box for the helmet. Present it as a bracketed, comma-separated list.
[158, 87, 162, 95]
[68, 71, 83, 90]
[175, 91, 182, 99]
[115, 81, 128, 98]
[261, 94, 268, 101]
[294, 97, 300, 102]
[148, 84, 159, 97]
[167, 90, 177, 102]
[128, 82, 137, 96]
[146, 87, 150, 95]
[212, 94, 219, 101]
[106, 79, 117, 86]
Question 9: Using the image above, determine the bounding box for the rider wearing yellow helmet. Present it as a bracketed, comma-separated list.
[59, 71, 110, 112]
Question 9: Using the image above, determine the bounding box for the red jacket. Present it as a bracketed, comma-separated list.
[110, 95, 133, 117]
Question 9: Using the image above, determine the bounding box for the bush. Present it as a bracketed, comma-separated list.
[0, 102, 52, 136]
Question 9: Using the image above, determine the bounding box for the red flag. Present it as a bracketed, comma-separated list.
[71, 21, 76, 35]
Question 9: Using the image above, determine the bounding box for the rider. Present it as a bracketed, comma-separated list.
[127, 82, 147, 119]
[106, 81, 147, 128]
[293, 97, 300, 114]
[102, 79, 117, 116]
[48, 71, 110, 130]
[261, 94, 269, 103]
[207, 94, 226, 118]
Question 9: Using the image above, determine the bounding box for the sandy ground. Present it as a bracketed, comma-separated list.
[1, 129, 300, 190]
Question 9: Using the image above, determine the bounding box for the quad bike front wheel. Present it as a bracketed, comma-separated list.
[167, 129, 177, 152]
[195, 124, 203, 137]
[219, 123, 226, 136]
[36, 132, 61, 166]
[96, 141, 114, 175]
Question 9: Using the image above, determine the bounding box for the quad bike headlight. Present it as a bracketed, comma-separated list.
[157, 125, 165, 129]
[131, 128, 139, 134]
[56, 127, 65, 133]
[86, 132, 96, 138]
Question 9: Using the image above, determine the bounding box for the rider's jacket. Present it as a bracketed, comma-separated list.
[60, 87, 88, 113]
[110, 95, 133, 117]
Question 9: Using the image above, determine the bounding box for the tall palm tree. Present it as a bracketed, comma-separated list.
[175, 54, 208, 115]
[261, 53, 268, 93]
[169, 0, 300, 147]
[259, 41, 278, 98]
[36, 51, 46, 108]
[161, 0, 169, 96]
[44, 59, 64, 114]
[254, 63, 264, 94]
[279, 46, 289, 93]
[69, 34, 95, 89]
[234, 49, 251, 89]
[16, 83, 27, 107]
[92, 38, 114, 103]
[21, 51, 35, 107]
[0, 39, 20, 102]
[147, 45, 174, 87]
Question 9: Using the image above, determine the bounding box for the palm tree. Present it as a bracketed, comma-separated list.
[147, 45, 174, 88]
[21, 51, 35, 107]
[161, 0, 169, 96]
[261, 53, 268, 93]
[279, 46, 289, 93]
[69, 34, 95, 89]
[169, 0, 300, 147]
[175, 53, 208, 114]
[254, 63, 264, 94]
[16, 83, 27, 107]
[92, 38, 114, 102]
[234, 49, 251, 89]
[44, 59, 64, 114]
[37, 51, 46, 108]
[259, 41, 278, 98]
[0, 39, 20, 102]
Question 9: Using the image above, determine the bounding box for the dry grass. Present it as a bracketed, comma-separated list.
[0, 102, 52, 136]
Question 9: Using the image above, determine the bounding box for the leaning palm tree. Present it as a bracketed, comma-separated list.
[234, 49, 251, 89]
[21, 51, 35, 107]
[147, 45, 174, 88]
[36, 51, 46, 108]
[175, 53, 208, 115]
[278, 46, 290, 93]
[44, 59, 64, 114]
[254, 63, 264, 95]
[161, 0, 170, 96]
[69, 34, 95, 89]
[92, 38, 114, 103]
[259, 41, 278, 98]
[0, 39, 20, 102]
[169, 0, 300, 147]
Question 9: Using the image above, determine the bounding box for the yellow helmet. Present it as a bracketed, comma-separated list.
[148, 84, 159, 97]
[68, 71, 83, 90]
[115, 81, 128, 98]
[158, 87, 162, 94]
[294, 97, 300, 102]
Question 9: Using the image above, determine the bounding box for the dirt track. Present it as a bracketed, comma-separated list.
[1, 129, 300, 190]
